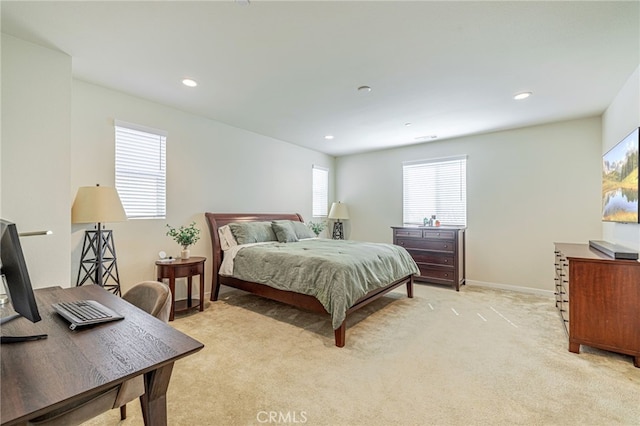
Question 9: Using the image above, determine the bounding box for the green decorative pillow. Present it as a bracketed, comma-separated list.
[228, 221, 278, 245]
[271, 221, 299, 243]
[291, 221, 317, 239]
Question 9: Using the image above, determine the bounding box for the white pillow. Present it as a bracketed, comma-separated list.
[218, 225, 238, 251]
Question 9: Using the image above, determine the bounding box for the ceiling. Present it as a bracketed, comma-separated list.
[2, 1, 639, 156]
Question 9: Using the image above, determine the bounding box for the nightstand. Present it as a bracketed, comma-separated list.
[156, 256, 206, 321]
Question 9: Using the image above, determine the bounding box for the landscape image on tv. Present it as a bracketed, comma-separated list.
[602, 128, 639, 223]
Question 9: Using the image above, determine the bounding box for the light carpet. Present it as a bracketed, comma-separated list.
[84, 284, 640, 425]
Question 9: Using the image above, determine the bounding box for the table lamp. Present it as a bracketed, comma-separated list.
[328, 202, 350, 240]
[72, 184, 127, 295]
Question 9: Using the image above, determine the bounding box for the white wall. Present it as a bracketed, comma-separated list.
[71, 80, 334, 297]
[2, 34, 334, 298]
[1, 34, 72, 289]
[336, 118, 603, 293]
[4, 31, 633, 297]
[601, 65, 640, 250]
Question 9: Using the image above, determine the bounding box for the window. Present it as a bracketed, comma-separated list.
[403, 156, 467, 226]
[312, 165, 329, 217]
[115, 120, 167, 219]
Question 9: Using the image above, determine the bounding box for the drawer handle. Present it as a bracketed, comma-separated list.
[443, 245, 448, 248]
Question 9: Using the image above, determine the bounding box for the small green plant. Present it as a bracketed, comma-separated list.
[307, 220, 327, 236]
[166, 222, 201, 249]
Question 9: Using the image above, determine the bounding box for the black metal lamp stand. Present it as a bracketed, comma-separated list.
[76, 222, 121, 295]
[332, 220, 345, 240]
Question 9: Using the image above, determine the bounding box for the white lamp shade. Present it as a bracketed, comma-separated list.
[328, 202, 350, 220]
[72, 186, 127, 224]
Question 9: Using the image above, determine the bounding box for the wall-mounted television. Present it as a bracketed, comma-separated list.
[602, 127, 639, 223]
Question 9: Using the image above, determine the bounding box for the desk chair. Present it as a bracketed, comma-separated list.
[119, 281, 172, 419]
[28, 281, 172, 426]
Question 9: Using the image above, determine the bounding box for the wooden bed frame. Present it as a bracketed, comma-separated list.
[204, 212, 414, 347]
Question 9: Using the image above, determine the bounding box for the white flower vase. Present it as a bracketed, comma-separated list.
[181, 248, 190, 260]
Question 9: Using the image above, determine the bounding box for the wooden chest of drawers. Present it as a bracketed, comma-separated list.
[554, 243, 640, 368]
[392, 226, 466, 291]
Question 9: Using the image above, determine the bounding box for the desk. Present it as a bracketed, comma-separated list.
[1, 285, 203, 426]
[156, 256, 206, 321]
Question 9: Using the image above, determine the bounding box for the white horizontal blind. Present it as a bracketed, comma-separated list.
[115, 121, 167, 219]
[403, 156, 467, 226]
[312, 165, 329, 217]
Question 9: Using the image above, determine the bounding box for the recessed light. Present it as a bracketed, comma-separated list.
[182, 78, 198, 87]
[235, 0, 250, 6]
[514, 91, 532, 100]
[324, 135, 335, 140]
[357, 85, 372, 93]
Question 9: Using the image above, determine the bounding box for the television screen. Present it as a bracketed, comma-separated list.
[602, 127, 639, 223]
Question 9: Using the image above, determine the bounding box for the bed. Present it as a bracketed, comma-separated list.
[205, 212, 419, 347]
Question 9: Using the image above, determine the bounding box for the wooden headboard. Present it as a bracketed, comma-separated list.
[204, 212, 304, 300]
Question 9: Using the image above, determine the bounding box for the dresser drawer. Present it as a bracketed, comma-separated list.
[422, 229, 456, 240]
[394, 228, 423, 238]
[396, 237, 455, 252]
[416, 265, 455, 283]
[407, 250, 455, 266]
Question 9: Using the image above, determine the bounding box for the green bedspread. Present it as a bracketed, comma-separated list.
[232, 239, 419, 329]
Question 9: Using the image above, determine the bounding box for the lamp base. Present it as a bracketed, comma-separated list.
[332, 221, 345, 240]
[76, 229, 121, 295]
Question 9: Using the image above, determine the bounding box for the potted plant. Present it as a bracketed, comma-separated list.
[166, 221, 201, 259]
[307, 220, 326, 237]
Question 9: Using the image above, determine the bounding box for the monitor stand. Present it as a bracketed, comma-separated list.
[0, 314, 48, 344]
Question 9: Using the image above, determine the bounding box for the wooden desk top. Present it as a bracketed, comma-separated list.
[1, 285, 204, 425]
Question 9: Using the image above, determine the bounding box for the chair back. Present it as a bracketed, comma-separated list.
[122, 281, 172, 323]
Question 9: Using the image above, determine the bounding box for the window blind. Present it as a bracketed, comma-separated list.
[115, 120, 167, 219]
[403, 156, 467, 226]
[312, 165, 329, 217]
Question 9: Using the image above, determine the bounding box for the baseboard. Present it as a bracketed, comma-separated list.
[466, 280, 554, 297]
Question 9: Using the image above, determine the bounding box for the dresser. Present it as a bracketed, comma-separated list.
[392, 226, 466, 291]
[554, 243, 640, 368]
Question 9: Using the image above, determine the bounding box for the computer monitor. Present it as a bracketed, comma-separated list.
[1, 219, 42, 326]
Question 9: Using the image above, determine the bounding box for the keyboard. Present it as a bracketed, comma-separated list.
[52, 300, 124, 330]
